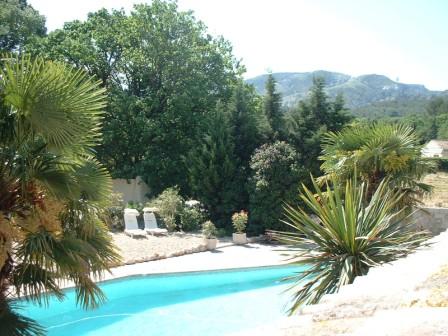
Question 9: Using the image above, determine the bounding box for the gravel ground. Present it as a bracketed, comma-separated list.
[111, 232, 206, 265]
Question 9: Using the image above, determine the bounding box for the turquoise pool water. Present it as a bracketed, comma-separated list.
[21, 265, 304, 335]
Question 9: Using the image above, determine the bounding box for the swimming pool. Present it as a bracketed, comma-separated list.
[21, 265, 305, 335]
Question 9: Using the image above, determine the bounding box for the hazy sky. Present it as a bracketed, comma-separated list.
[28, 0, 448, 90]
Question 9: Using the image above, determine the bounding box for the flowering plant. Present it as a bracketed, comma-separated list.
[232, 210, 248, 233]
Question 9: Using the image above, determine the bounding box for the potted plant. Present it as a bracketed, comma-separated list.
[202, 220, 218, 250]
[232, 210, 248, 244]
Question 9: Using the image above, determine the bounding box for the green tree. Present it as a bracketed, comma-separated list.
[187, 103, 240, 228]
[0, 55, 120, 334]
[424, 97, 448, 140]
[26, 1, 242, 195]
[99, 91, 152, 179]
[435, 113, 448, 139]
[248, 141, 302, 234]
[320, 123, 434, 207]
[226, 82, 269, 210]
[0, 0, 46, 53]
[274, 177, 428, 313]
[401, 113, 432, 144]
[229, 82, 268, 165]
[284, 77, 351, 174]
[263, 73, 283, 139]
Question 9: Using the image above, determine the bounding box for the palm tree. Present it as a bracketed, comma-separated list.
[274, 177, 429, 314]
[0, 55, 120, 335]
[319, 123, 435, 207]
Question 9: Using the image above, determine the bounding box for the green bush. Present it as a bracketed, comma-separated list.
[151, 187, 184, 232]
[426, 157, 448, 172]
[180, 206, 204, 232]
[248, 141, 303, 234]
[126, 200, 144, 212]
[103, 193, 125, 231]
[216, 228, 228, 238]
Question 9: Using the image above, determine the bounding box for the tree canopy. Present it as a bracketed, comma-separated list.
[0, 0, 46, 53]
[248, 141, 302, 234]
[27, 1, 242, 195]
[284, 77, 351, 174]
[263, 73, 283, 139]
[187, 103, 240, 227]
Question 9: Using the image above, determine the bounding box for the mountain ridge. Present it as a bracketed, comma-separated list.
[246, 71, 446, 117]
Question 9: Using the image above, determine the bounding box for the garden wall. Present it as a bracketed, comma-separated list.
[412, 207, 448, 235]
[112, 176, 150, 203]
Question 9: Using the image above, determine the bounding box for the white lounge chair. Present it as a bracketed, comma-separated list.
[143, 208, 168, 236]
[124, 208, 146, 238]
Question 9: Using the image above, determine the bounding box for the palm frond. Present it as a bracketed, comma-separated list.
[71, 158, 112, 204]
[0, 54, 106, 152]
[319, 123, 435, 206]
[0, 299, 45, 336]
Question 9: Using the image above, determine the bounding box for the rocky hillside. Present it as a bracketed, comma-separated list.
[247, 71, 447, 117]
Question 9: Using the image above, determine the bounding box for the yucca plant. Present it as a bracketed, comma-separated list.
[273, 176, 429, 314]
[0, 54, 121, 335]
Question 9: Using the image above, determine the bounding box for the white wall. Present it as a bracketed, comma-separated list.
[112, 176, 150, 203]
[422, 140, 444, 158]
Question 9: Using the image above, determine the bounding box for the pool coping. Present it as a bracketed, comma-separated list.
[14, 243, 291, 296]
[89, 264, 300, 287]
[98, 242, 290, 281]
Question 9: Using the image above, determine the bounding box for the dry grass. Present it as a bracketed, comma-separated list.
[422, 172, 448, 208]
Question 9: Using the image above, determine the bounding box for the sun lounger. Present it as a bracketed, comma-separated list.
[124, 208, 146, 238]
[143, 208, 168, 236]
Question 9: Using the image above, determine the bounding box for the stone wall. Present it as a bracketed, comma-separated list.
[412, 207, 448, 235]
[112, 176, 150, 203]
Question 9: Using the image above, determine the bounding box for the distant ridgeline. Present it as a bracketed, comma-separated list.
[247, 71, 448, 118]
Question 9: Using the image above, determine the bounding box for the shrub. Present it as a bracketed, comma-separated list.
[126, 200, 144, 212]
[202, 220, 217, 239]
[426, 157, 448, 172]
[216, 228, 228, 238]
[103, 193, 125, 231]
[248, 141, 303, 234]
[151, 187, 183, 232]
[273, 176, 429, 313]
[232, 210, 248, 233]
[180, 206, 204, 232]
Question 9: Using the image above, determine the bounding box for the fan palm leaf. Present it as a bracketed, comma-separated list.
[319, 123, 435, 207]
[0, 54, 106, 153]
[0, 54, 119, 335]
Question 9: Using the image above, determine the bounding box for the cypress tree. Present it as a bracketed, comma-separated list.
[226, 83, 269, 210]
[229, 83, 268, 167]
[187, 103, 239, 228]
[263, 73, 283, 139]
[284, 77, 351, 175]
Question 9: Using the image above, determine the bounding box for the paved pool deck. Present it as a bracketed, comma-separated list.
[235, 229, 448, 336]
[100, 242, 290, 281]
